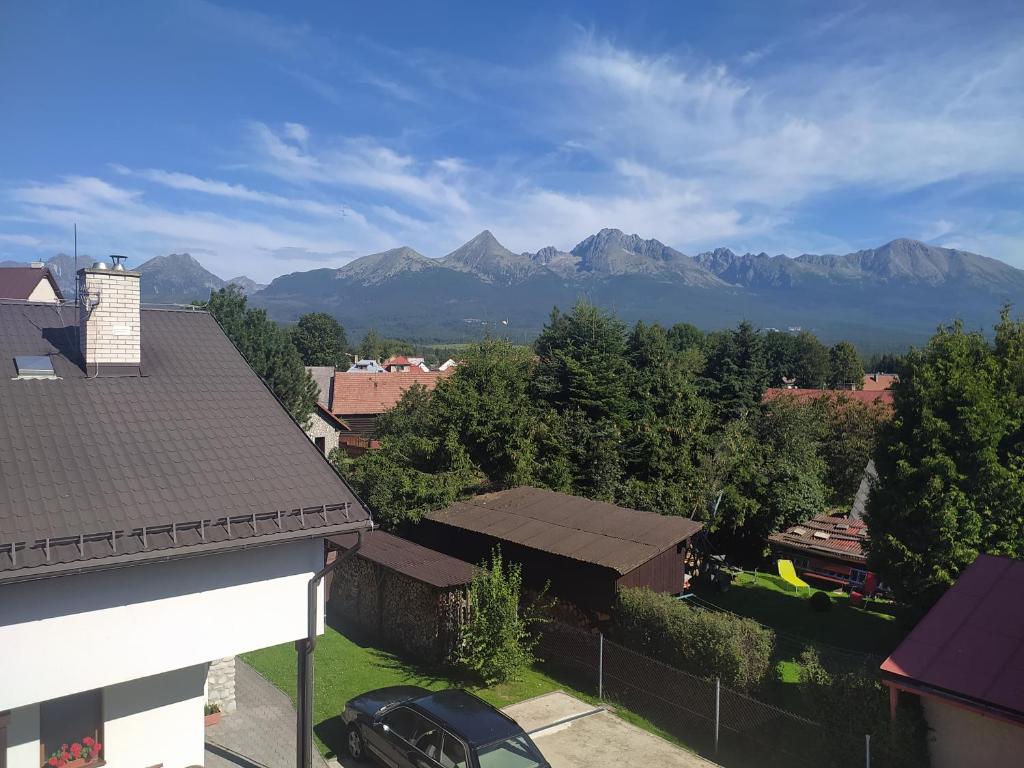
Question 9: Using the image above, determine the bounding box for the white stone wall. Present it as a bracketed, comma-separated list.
[306, 408, 341, 455]
[78, 268, 141, 366]
[206, 656, 237, 712]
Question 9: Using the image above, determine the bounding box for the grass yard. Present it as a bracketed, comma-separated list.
[243, 619, 686, 759]
[694, 571, 907, 658]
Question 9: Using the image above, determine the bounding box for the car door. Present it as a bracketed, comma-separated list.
[436, 730, 469, 768]
[366, 706, 421, 768]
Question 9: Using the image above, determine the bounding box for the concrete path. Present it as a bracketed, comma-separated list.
[503, 691, 721, 768]
[205, 658, 329, 768]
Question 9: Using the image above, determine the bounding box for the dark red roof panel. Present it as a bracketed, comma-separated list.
[329, 530, 475, 588]
[881, 554, 1024, 716]
[426, 486, 702, 575]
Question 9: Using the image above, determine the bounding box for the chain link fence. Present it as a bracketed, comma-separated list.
[536, 621, 905, 768]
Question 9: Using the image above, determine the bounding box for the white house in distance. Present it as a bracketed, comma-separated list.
[0, 259, 372, 768]
[0, 263, 64, 303]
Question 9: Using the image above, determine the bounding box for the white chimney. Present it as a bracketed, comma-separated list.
[78, 257, 141, 368]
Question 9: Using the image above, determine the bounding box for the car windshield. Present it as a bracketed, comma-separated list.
[477, 734, 544, 768]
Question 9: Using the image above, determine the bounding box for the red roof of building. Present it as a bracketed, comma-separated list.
[768, 513, 868, 564]
[0, 266, 64, 301]
[863, 372, 899, 391]
[331, 370, 452, 415]
[881, 554, 1024, 717]
[763, 387, 894, 408]
[382, 356, 412, 367]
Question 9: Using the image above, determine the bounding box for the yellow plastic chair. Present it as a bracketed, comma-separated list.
[777, 559, 810, 593]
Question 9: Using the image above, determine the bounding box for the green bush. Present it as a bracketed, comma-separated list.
[459, 547, 549, 685]
[611, 587, 775, 691]
[809, 591, 832, 612]
[795, 648, 930, 768]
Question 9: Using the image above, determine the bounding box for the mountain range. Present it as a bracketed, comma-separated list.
[6, 229, 1023, 348]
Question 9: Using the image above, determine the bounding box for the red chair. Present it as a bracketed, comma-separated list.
[850, 591, 864, 607]
[863, 572, 878, 599]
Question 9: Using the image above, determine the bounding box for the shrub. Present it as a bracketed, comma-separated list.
[459, 547, 549, 685]
[611, 587, 775, 691]
[809, 591, 832, 612]
[795, 647, 930, 768]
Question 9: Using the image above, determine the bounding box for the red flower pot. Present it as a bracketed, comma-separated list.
[204, 711, 222, 727]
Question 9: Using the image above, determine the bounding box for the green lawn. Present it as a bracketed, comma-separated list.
[243, 620, 686, 758]
[694, 571, 908, 658]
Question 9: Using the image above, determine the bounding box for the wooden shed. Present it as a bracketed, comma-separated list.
[327, 530, 475, 661]
[419, 487, 703, 614]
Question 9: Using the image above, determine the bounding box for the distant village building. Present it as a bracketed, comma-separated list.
[762, 387, 895, 409]
[863, 372, 899, 390]
[347, 358, 386, 373]
[408, 356, 431, 372]
[303, 365, 352, 455]
[382, 355, 413, 373]
[438, 358, 458, 371]
[882, 555, 1024, 768]
[0, 263, 64, 303]
[331, 369, 453, 437]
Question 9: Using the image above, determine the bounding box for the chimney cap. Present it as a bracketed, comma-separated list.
[110, 254, 128, 271]
[30, 261, 45, 269]
[91, 260, 109, 270]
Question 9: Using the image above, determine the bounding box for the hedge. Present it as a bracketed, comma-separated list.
[611, 587, 775, 691]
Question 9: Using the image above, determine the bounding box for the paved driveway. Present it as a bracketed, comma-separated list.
[503, 692, 721, 768]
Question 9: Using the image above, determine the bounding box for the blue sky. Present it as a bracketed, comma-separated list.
[1, 0, 1022, 281]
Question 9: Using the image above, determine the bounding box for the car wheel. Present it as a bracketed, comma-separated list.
[347, 724, 366, 762]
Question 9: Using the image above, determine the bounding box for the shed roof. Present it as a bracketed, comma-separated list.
[881, 554, 1024, 718]
[768, 513, 868, 564]
[329, 530, 475, 588]
[331, 370, 452, 415]
[425, 486, 702, 576]
[0, 266, 64, 301]
[0, 300, 370, 582]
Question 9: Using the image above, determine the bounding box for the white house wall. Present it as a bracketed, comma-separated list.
[0, 538, 325, 712]
[26, 279, 58, 303]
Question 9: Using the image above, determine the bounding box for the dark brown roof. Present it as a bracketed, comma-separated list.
[0, 266, 64, 301]
[881, 555, 1024, 718]
[329, 530, 475, 588]
[768, 514, 868, 564]
[425, 486, 702, 575]
[0, 300, 370, 583]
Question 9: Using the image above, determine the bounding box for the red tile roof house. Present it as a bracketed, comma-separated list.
[768, 513, 871, 590]
[762, 387, 895, 409]
[881, 555, 1024, 768]
[0, 259, 372, 768]
[331, 369, 454, 438]
[0, 263, 64, 303]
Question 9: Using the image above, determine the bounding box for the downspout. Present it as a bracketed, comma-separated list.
[297, 530, 364, 768]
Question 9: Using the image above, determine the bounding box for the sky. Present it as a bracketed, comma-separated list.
[1, 0, 1023, 281]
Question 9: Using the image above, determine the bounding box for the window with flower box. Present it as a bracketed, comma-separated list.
[40, 690, 104, 768]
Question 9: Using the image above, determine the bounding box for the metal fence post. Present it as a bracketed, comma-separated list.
[714, 677, 721, 755]
[598, 632, 604, 700]
[865, 734, 870, 768]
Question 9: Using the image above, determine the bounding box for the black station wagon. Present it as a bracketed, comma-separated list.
[342, 686, 550, 768]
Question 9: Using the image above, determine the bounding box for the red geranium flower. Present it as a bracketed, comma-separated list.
[83, 737, 94, 747]
[71, 743, 83, 758]
[92, 742, 103, 755]
[48, 758, 59, 767]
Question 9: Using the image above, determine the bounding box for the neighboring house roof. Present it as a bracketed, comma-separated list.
[762, 387, 895, 408]
[425, 486, 703, 576]
[305, 365, 336, 408]
[0, 301, 370, 583]
[768, 513, 868, 565]
[382, 355, 411, 367]
[0, 266, 64, 301]
[346, 359, 386, 373]
[881, 554, 1024, 720]
[329, 529, 475, 588]
[331, 370, 452, 415]
[315, 403, 351, 431]
[863, 372, 899, 391]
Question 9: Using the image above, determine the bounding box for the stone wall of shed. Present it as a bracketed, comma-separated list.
[305, 409, 340, 455]
[329, 556, 469, 662]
